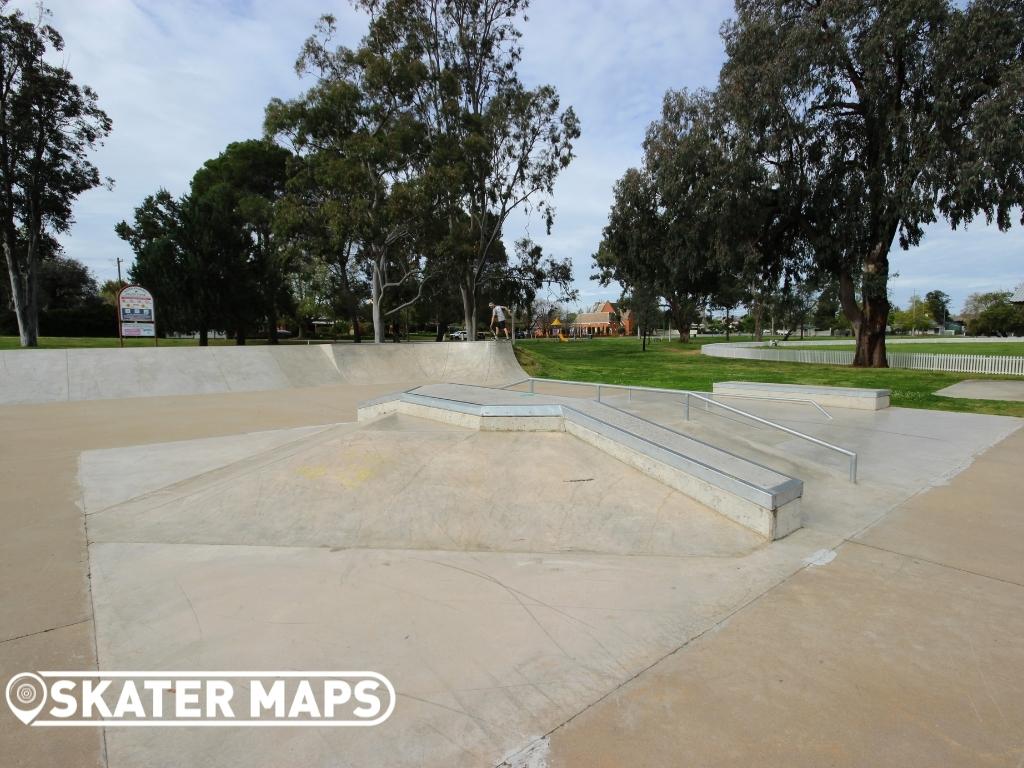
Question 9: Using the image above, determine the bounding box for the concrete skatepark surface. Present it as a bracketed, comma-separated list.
[936, 379, 1024, 402]
[2, 342, 1023, 767]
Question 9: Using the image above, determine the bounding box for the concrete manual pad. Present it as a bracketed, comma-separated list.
[936, 379, 1024, 402]
[364, 384, 804, 539]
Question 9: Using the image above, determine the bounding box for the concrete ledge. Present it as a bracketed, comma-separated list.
[358, 389, 803, 540]
[713, 381, 890, 410]
[562, 412, 801, 540]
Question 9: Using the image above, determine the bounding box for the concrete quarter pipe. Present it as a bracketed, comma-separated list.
[0, 341, 526, 405]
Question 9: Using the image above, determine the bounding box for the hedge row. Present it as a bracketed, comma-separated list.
[1, 301, 118, 337]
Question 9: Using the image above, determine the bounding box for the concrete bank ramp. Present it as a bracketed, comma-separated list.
[0, 341, 524, 405]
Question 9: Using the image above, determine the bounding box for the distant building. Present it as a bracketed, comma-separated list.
[1011, 282, 1024, 305]
[570, 301, 635, 337]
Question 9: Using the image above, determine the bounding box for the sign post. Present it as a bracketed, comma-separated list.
[117, 285, 157, 347]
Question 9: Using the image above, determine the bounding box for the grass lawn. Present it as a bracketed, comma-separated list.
[785, 340, 1024, 356]
[513, 336, 1024, 418]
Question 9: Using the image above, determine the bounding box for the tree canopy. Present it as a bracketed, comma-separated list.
[0, 3, 111, 347]
[598, 0, 1024, 363]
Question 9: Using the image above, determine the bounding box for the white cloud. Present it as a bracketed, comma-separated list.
[12, 0, 1022, 313]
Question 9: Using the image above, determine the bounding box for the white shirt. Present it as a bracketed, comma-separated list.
[492, 306, 506, 321]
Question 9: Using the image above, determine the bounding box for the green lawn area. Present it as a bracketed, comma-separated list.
[786, 340, 1024, 356]
[513, 336, 1024, 418]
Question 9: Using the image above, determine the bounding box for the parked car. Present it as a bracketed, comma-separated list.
[447, 328, 491, 340]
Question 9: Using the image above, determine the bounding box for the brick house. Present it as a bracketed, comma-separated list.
[570, 301, 635, 337]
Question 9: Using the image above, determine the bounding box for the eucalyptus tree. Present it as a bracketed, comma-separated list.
[356, 0, 580, 340]
[274, 195, 368, 341]
[721, 0, 1024, 366]
[597, 91, 739, 343]
[267, 14, 430, 343]
[593, 170, 669, 336]
[0, 4, 112, 346]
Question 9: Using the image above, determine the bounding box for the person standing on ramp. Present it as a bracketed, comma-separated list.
[489, 302, 510, 340]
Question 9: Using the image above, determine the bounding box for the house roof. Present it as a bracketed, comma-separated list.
[573, 312, 613, 325]
[1011, 282, 1024, 304]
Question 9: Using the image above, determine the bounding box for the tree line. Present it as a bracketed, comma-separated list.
[117, 1, 579, 345]
[0, 0, 579, 347]
[596, 0, 1024, 367]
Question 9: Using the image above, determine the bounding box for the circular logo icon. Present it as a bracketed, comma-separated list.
[5, 673, 48, 725]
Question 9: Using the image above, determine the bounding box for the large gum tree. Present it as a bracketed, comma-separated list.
[722, 0, 1024, 366]
[0, 4, 111, 347]
[357, 0, 580, 340]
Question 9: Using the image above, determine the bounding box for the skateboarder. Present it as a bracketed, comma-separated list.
[489, 302, 510, 340]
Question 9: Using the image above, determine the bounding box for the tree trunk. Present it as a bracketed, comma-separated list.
[267, 308, 279, 344]
[435, 321, 444, 342]
[4, 237, 39, 347]
[235, 328, 246, 346]
[852, 296, 888, 367]
[667, 300, 692, 344]
[460, 282, 477, 343]
[199, 324, 209, 347]
[839, 249, 891, 368]
[371, 265, 384, 343]
[752, 293, 764, 342]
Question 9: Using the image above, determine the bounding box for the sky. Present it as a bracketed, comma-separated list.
[15, 0, 1024, 316]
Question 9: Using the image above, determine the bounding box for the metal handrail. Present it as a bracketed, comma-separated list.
[504, 377, 858, 482]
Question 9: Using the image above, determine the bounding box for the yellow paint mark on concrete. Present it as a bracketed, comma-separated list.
[296, 460, 377, 489]
[334, 465, 375, 489]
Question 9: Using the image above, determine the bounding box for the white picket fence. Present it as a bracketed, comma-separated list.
[702, 342, 1024, 375]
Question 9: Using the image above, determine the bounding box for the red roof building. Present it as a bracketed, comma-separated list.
[570, 301, 635, 336]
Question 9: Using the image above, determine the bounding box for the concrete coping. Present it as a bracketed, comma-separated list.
[714, 381, 891, 398]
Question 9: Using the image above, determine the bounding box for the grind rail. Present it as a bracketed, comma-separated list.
[501, 377, 858, 483]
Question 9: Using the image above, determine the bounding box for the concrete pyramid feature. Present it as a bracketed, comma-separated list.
[359, 384, 804, 540]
